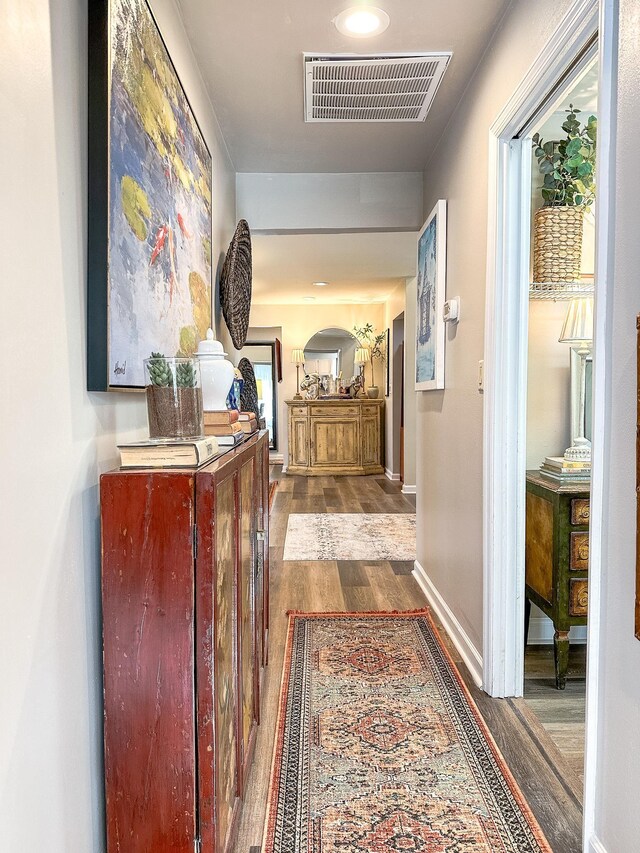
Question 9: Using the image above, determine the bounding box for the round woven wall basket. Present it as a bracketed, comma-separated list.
[220, 219, 252, 349]
[533, 206, 584, 283]
[238, 357, 260, 418]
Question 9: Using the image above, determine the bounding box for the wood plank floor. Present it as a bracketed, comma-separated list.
[524, 644, 587, 783]
[235, 469, 583, 852]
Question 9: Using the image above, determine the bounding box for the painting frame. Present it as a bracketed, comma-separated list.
[87, 0, 213, 391]
[415, 199, 447, 392]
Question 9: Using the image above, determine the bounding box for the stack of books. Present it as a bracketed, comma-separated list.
[117, 436, 220, 469]
[540, 455, 591, 482]
[238, 411, 258, 434]
[203, 410, 246, 446]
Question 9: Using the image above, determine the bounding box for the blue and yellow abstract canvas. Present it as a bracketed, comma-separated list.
[106, 0, 212, 388]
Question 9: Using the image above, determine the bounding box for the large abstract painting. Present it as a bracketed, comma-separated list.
[415, 199, 447, 391]
[88, 0, 212, 390]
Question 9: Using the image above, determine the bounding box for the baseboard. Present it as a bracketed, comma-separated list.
[385, 468, 401, 481]
[269, 452, 284, 464]
[528, 615, 588, 645]
[587, 834, 608, 853]
[413, 560, 483, 687]
[401, 484, 416, 495]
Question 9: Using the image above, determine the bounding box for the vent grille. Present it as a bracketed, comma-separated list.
[303, 53, 451, 123]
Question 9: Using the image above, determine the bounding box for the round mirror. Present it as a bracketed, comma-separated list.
[304, 327, 360, 380]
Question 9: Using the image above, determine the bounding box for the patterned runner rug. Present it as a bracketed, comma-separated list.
[263, 610, 551, 853]
[283, 513, 416, 561]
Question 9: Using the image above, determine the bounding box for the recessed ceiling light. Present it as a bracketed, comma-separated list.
[334, 6, 390, 38]
[312, 281, 329, 287]
[302, 296, 316, 302]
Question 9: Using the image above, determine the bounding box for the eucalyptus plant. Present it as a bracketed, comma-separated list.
[352, 323, 386, 362]
[532, 105, 597, 207]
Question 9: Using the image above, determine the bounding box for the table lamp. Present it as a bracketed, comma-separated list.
[559, 296, 594, 463]
[354, 347, 370, 395]
[291, 349, 305, 400]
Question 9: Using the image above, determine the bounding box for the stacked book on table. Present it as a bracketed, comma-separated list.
[540, 455, 591, 483]
[238, 411, 258, 435]
[203, 409, 248, 446]
[118, 436, 220, 469]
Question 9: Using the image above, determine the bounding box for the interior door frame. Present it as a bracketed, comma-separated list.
[482, 0, 615, 846]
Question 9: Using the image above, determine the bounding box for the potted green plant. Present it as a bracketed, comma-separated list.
[532, 105, 597, 283]
[144, 353, 204, 439]
[352, 323, 386, 399]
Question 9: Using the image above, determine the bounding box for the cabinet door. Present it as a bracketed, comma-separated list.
[238, 454, 257, 790]
[361, 415, 379, 466]
[213, 471, 240, 853]
[311, 418, 359, 467]
[290, 416, 309, 467]
[102, 472, 197, 853]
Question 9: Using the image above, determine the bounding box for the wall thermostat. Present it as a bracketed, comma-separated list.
[443, 297, 460, 324]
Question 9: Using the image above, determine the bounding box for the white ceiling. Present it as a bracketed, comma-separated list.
[177, 0, 511, 172]
[251, 231, 416, 304]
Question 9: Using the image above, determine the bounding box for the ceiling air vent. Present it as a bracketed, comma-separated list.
[303, 52, 451, 123]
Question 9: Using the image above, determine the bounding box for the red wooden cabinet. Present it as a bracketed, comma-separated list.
[100, 432, 270, 853]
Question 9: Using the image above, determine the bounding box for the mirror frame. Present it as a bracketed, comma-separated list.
[243, 340, 277, 450]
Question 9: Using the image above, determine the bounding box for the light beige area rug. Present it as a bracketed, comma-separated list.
[282, 513, 416, 561]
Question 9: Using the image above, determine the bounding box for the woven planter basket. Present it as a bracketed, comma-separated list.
[533, 206, 584, 283]
[220, 219, 252, 349]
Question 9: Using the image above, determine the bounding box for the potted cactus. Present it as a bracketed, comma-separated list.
[144, 353, 204, 439]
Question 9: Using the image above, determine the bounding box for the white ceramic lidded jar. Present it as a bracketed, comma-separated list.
[196, 328, 236, 411]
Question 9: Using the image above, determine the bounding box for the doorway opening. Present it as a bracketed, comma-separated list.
[392, 312, 406, 484]
[522, 52, 598, 786]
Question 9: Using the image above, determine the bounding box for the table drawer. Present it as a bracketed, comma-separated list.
[569, 578, 588, 616]
[571, 498, 590, 525]
[290, 406, 308, 417]
[361, 405, 379, 415]
[310, 405, 358, 417]
[570, 531, 589, 571]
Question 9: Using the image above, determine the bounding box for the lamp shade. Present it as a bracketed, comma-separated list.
[354, 346, 371, 364]
[291, 349, 305, 364]
[559, 296, 594, 344]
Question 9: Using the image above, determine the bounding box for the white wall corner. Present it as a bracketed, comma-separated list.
[401, 484, 417, 495]
[413, 560, 483, 687]
[385, 468, 401, 481]
[587, 834, 608, 853]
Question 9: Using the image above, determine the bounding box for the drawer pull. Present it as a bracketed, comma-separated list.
[569, 578, 588, 616]
[570, 531, 589, 571]
[571, 498, 590, 525]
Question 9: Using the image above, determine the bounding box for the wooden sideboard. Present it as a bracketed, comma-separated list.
[100, 431, 270, 853]
[525, 470, 590, 689]
[286, 397, 384, 476]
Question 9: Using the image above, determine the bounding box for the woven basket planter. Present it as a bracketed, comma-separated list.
[533, 206, 584, 283]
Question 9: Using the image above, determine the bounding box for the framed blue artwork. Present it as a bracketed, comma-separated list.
[416, 199, 447, 391]
[88, 0, 213, 390]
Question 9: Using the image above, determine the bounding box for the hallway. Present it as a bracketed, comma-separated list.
[237, 471, 583, 852]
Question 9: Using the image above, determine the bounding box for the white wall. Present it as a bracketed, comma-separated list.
[417, 0, 575, 654]
[237, 172, 423, 232]
[0, 2, 235, 850]
[591, 0, 640, 847]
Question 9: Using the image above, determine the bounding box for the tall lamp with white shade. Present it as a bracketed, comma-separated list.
[291, 349, 305, 400]
[559, 296, 594, 464]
